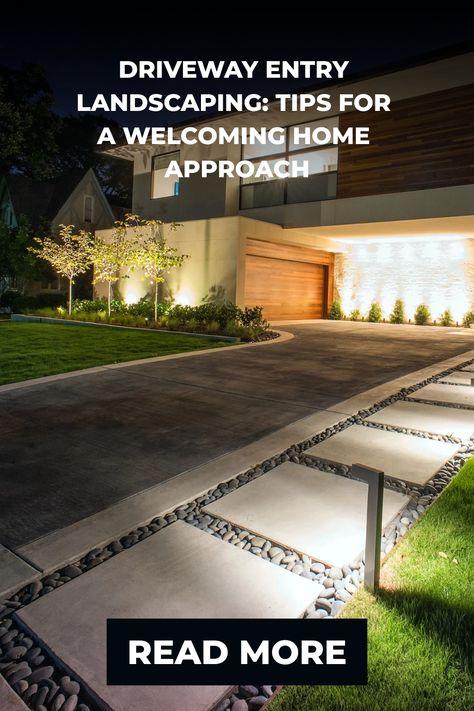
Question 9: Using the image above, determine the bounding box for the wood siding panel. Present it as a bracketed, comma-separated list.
[337, 83, 474, 199]
[244, 239, 334, 320]
[245, 255, 326, 320]
[246, 238, 335, 266]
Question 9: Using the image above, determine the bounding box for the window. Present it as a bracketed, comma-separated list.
[151, 151, 181, 199]
[242, 130, 287, 159]
[288, 117, 339, 151]
[240, 118, 339, 209]
[84, 195, 94, 223]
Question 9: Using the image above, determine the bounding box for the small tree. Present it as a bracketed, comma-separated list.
[29, 224, 93, 314]
[368, 301, 383, 322]
[390, 298, 405, 324]
[414, 303, 431, 325]
[462, 311, 474, 328]
[440, 309, 454, 327]
[329, 300, 343, 320]
[130, 216, 188, 321]
[91, 228, 131, 316]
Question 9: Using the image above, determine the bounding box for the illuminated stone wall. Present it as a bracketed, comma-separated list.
[335, 238, 474, 322]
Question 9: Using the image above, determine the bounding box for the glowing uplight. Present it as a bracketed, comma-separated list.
[175, 290, 193, 306]
[335, 238, 472, 322]
[124, 290, 139, 305]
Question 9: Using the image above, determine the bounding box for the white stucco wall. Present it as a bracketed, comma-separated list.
[95, 216, 241, 305]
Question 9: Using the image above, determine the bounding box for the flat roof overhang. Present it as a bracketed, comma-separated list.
[287, 215, 474, 248]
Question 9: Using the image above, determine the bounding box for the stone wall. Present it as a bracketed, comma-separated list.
[334, 238, 474, 322]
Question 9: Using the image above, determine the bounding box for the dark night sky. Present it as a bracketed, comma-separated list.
[2, 14, 474, 128]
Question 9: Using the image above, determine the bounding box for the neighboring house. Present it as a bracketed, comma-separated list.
[0, 168, 116, 294]
[98, 47, 474, 321]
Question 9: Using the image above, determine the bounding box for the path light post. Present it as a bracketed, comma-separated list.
[352, 463, 385, 592]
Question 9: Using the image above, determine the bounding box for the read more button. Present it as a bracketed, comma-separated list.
[107, 618, 366, 685]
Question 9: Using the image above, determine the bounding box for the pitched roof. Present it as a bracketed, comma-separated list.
[4, 170, 87, 227]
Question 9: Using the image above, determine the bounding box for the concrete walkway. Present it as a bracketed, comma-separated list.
[2, 320, 474, 549]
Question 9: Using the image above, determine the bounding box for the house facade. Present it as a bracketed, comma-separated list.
[1, 168, 116, 294]
[97, 48, 474, 322]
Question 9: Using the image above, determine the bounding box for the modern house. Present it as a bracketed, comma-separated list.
[0, 168, 116, 294]
[97, 47, 474, 322]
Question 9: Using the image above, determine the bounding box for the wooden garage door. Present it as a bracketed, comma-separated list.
[245, 254, 326, 320]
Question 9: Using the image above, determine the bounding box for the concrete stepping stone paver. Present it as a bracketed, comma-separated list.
[19, 521, 320, 711]
[0, 544, 40, 598]
[0, 675, 29, 710]
[305, 424, 459, 485]
[204, 462, 409, 567]
[440, 371, 474, 385]
[366, 400, 474, 438]
[409, 382, 474, 408]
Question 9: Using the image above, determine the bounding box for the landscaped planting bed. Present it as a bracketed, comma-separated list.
[16, 299, 274, 342]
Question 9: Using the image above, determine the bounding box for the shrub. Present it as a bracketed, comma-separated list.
[329, 301, 343, 320]
[367, 301, 383, 323]
[205, 320, 221, 334]
[109, 299, 128, 314]
[440, 309, 454, 327]
[21, 298, 269, 340]
[127, 297, 159, 318]
[239, 305, 266, 328]
[390, 298, 405, 324]
[349, 308, 362, 321]
[163, 317, 182, 331]
[414, 303, 431, 325]
[462, 311, 474, 328]
[184, 318, 199, 333]
[31, 307, 57, 318]
[72, 298, 108, 313]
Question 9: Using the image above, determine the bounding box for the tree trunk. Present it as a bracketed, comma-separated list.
[108, 282, 111, 317]
[155, 281, 158, 322]
[68, 278, 73, 315]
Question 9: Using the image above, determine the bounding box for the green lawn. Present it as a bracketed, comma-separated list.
[272, 458, 474, 711]
[0, 321, 231, 385]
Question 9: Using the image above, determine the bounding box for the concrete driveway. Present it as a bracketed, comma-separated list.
[2, 320, 474, 548]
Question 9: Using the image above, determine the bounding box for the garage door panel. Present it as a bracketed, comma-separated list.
[245, 254, 326, 320]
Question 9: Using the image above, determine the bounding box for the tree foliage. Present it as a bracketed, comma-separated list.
[30, 225, 93, 313]
[414, 303, 431, 326]
[0, 218, 52, 296]
[0, 63, 132, 202]
[0, 63, 59, 179]
[389, 298, 405, 324]
[367, 301, 383, 322]
[126, 215, 188, 320]
[329, 300, 343, 320]
[91, 227, 132, 314]
[55, 115, 132, 202]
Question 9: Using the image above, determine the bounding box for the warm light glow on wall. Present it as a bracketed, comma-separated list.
[335, 238, 473, 322]
[124, 289, 139, 305]
[175, 289, 194, 306]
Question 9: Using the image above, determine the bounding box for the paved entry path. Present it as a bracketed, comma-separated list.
[2, 354, 474, 711]
[2, 321, 474, 548]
